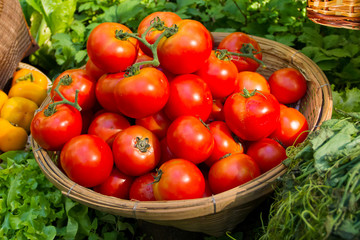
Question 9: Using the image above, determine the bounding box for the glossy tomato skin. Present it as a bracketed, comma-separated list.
[87, 111, 130, 147]
[208, 153, 261, 194]
[157, 19, 213, 75]
[217, 32, 262, 72]
[166, 115, 214, 164]
[246, 138, 287, 173]
[85, 58, 107, 81]
[205, 121, 244, 167]
[268, 68, 307, 104]
[270, 105, 309, 147]
[224, 90, 280, 141]
[60, 134, 114, 188]
[129, 172, 156, 201]
[234, 71, 270, 93]
[30, 103, 82, 151]
[135, 110, 171, 140]
[114, 68, 169, 119]
[164, 74, 213, 121]
[51, 69, 96, 111]
[87, 22, 138, 73]
[93, 168, 134, 199]
[153, 159, 205, 200]
[112, 125, 161, 176]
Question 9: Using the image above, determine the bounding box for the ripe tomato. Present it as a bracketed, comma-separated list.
[195, 50, 238, 99]
[152, 159, 205, 200]
[268, 68, 307, 104]
[137, 11, 182, 57]
[205, 121, 244, 167]
[60, 134, 114, 188]
[164, 74, 213, 121]
[93, 168, 134, 199]
[87, 111, 130, 147]
[129, 172, 156, 201]
[224, 90, 280, 141]
[30, 103, 82, 151]
[234, 71, 270, 93]
[157, 19, 213, 74]
[207, 98, 225, 122]
[270, 105, 309, 147]
[50, 69, 96, 111]
[246, 138, 287, 173]
[87, 22, 138, 73]
[85, 58, 106, 81]
[158, 137, 176, 166]
[166, 115, 214, 164]
[217, 32, 262, 72]
[135, 110, 171, 140]
[112, 125, 161, 176]
[114, 67, 169, 119]
[208, 153, 261, 194]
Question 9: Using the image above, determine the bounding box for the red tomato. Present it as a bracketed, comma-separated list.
[153, 159, 205, 200]
[164, 74, 213, 121]
[80, 109, 94, 134]
[205, 121, 244, 167]
[246, 138, 287, 173]
[93, 168, 134, 199]
[87, 112, 130, 147]
[207, 99, 225, 122]
[60, 134, 114, 188]
[114, 67, 169, 119]
[208, 153, 261, 194]
[87, 22, 138, 73]
[203, 178, 213, 198]
[50, 69, 96, 111]
[158, 137, 176, 166]
[30, 103, 82, 151]
[217, 32, 262, 72]
[268, 68, 307, 104]
[137, 11, 182, 57]
[166, 115, 214, 164]
[270, 106, 309, 147]
[112, 125, 161, 176]
[234, 71, 270, 93]
[135, 110, 171, 140]
[195, 50, 238, 99]
[85, 58, 106, 81]
[129, 172, 156, 201]
[157, 19, 213, 74]
[224, 90, 280, 141]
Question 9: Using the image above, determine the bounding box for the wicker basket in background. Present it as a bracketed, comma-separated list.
[307, 0, 360, 30]
[30, 32, 333, 237]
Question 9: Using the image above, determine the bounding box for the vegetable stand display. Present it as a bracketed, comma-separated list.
[30, 32, 333, 237]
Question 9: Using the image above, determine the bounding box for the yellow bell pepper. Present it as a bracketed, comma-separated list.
[0, 90, 8, 112]
[8, 81, 47, 107]
[1, 97, 38, 132]
[12, 68, 49, 90]
[0, 118, 28, 152]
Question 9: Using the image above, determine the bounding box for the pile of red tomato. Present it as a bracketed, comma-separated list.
[30, 12, 309, 201]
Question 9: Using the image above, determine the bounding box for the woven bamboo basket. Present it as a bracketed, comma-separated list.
[307, 0, 360, 30]
[30, 32, 333, 237]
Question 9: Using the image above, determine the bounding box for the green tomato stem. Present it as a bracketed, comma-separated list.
[223, 43, 265, 68]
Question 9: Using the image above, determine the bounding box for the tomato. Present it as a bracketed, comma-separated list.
[87, 22, 138, 73]
[234, 71, 270, 93]
[93, 168, 134, 199]
[246, 138, 287, 173]
[195, 50, 238, 99]
[50, 69, 96, 111]
[85, 58, 106, 81]
[135, 110, 171, 140]
[217, 32, 262, 72]
[268, 68, 307, 104]
[205, 121, 244, 167]
[129, 172, 156, 201]
[157, 19, 213, 74]
[208, 153, 261, 194]
[158, 137, 176, 166]
[166, 115, 214, 164]
[137, 11, 182, 57]
[31, 103, 82, 151]
[164, 74, 213, 121]
[153, 159, 205, 200]
[112, 125, 161, 176]
[223, 90, 280, 141]
[203, 178, 213, 198]
[60, 134, 114, 188]
[87, 111, 130, 147]
[270, 105, 309, 147]
[114, 67, 169, 119]
[207, 99, 225, 122]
